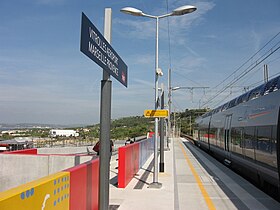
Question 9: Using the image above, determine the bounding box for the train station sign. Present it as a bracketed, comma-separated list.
[144, 109, 169, 118]
[80, 12, 128, 87]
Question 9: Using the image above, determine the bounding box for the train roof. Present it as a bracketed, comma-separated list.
[201, 75, 280, 118]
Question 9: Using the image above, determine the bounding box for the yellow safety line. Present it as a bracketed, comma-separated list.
[178, 141, 216, 210]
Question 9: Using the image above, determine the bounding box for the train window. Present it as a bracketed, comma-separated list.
[231, 128, 243, 156]
[242, 92, 250, 102]
[247, 89, 255, 101]
[213, 108, 218, 114]
[227, 98, 237, 109]
[217, 128, 222, 148]
[243, 126, 256, 160]
[236, 92, 250, 105]
[264, 77, 279, 95]
[263, 80, 272, 95]
[255, 126, 277, 169]
[209, 128, 216, 146]
[221, 103, 229, 111]
[269, 80, 277, 92]
[236, 95, 244, 105]
[200, 128, 208, 142]
[255, 84, 265, 98]
[214, 105, 222, 114]
[277, 76, 280, 90]
[247, 85, 264, 101]
[256, 126, 271, 152]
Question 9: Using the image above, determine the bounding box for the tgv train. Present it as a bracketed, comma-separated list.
[194, 75, 280, 196]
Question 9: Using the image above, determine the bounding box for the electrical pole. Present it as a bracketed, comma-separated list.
[167, 68, 171, 148]
[159, 83, 164, 172]
[264, 64, 269, 83]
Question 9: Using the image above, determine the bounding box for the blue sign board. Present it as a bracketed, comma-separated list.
[80, 13, 128, 87]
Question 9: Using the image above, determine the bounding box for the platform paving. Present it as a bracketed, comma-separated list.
[109, 137, 280, 210]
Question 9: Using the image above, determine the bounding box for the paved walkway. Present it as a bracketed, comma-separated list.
[109, 138, 280, 210]
[109, 138, 174, 210]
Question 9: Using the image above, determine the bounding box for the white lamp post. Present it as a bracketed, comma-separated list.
[121, 5, 196, 188]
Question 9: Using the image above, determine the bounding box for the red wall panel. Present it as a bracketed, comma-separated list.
[87, 159, 99, 210]
[65, 159, 99, 210]
[118, 143, 140, 188]
[67, 163, 87, 210]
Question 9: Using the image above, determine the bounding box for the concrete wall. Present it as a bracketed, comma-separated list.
[0, 154, 94, 192]
[38, 146, 91, 154]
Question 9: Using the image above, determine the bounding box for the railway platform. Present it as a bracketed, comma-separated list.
[109, 137, 280, 210]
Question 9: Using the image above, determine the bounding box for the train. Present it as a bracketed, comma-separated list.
[193, 75, 280, 198]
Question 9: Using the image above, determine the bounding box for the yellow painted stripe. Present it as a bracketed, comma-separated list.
[178, 141, 216, 210]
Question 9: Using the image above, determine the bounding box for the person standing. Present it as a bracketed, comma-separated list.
[110, 140, 114, 162]
[93, 140, 114, 160]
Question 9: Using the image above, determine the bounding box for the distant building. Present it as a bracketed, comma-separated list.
[0, 137, 34, 151]
[49, 129, 79, 138]
[1, 129, 28, 136]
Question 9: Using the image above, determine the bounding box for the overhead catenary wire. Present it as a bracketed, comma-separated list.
[211, 31, 280, 91]
[203, 45, 280, 108]
[238, 56, 280, 87]
[201, 32, 280, 108]
[198, 53, 280, 108]
[173, 71, 205, 87]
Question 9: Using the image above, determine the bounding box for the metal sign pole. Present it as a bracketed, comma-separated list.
[80, 9, 127, 209]
[99, 8, 112, 210]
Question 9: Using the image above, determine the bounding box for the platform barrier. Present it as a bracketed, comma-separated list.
[0, 172, 70, 210]
[65, 158, 99, 210]
[139, 137, 154, 167]
[118, 137, 154, 188]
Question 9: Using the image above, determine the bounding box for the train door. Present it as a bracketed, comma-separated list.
[277, 107, 280, 189]
[240, 128, 245, 157]
[207, 116, 212, 151]
[224, 115, 232, 162]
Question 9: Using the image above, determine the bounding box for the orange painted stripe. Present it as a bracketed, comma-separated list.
[178, 141, 216, 210]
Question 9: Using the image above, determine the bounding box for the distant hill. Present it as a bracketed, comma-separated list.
[85, 116, 154, 140]
[0, 109, 208, 140]
[84, 109, 208, 139]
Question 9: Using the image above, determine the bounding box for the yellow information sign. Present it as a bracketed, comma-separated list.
[144, 109, 169, 118]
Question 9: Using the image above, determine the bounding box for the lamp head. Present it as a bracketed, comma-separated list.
[172, 87, 180, 91]
[120, 7, 144, 16]
[172, 5, 197, 16]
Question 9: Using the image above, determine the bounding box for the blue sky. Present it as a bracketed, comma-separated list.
[0, 0, 279, 125]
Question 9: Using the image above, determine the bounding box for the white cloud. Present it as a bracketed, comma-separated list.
[250, 29, 261, 53]
[115, 1, 215, 47]
[114, 18, 155, 40]
[134, 54, 154, 65]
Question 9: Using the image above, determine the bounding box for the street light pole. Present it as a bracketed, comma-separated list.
[121, 4, 197, 189]
[152, 16, 160, 186]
